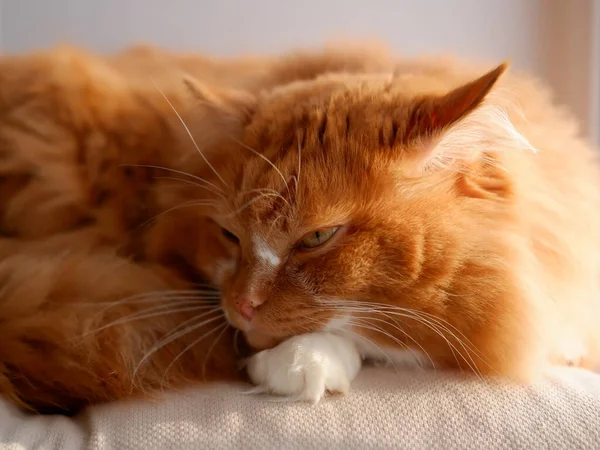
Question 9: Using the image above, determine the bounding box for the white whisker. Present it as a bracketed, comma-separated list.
[201, 323, 230, 378]
[87, 293, 219, 330]
[343, 304, 481, 376]
[154, 176, 226, 199]
[140, 199, 218, 228]
[321, 300, 486, 379]
[120, 164, 224, 194]
[76, 291, 221, 308]
[149, 78, 227, 187]
[296, 129, 302, 200]
[349, 315, 435, 370]
[240, 188, 291, 209]
[160, 316, 226, 385]
[221, 192, 288, 219]
[134, 308, 223, 377]
[339, 326, 399, 374]
[81, 304, 221, 339]
[325, 299, 486, 364]
[232, 138, 291, 198]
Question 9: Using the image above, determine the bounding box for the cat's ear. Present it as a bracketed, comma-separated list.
[182, 76, 257, 125]
[407, 63, 507, 138]
[171, 76, 257, 157]
[405, 62, 534, 174]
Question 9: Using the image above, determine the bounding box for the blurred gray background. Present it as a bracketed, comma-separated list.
[1, 0, 598, 144]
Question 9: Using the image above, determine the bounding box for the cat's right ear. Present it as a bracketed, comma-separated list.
[401, 63, 534, 176]
[182, 76, 257, 126]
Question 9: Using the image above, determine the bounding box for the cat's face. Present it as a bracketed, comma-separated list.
[207, 97, 405, 348]
[179, 63, 531, 356]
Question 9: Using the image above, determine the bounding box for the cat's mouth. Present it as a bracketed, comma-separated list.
[221, 304, 281, 350]
[221, 304, 251, 332]
[244, 328, 281, 351]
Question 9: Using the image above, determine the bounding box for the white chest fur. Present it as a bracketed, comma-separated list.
[324, 314, 432, 370]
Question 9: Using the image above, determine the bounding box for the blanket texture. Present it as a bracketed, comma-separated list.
[1, 366, 599, 450]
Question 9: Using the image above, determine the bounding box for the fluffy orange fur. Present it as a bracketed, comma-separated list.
[0, 43, 394, 413]
[178, 52, 600, 380]
[1, 42, 599, 414]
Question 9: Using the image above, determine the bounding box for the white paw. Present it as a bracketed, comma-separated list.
[245, 332, 362, 404]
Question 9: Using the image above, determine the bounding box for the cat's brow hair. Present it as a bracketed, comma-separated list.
[294, 129, 303, 200]
[231, 125, 308, 218]
[232, 137, 292, 199]
[223, 137, 302, 223]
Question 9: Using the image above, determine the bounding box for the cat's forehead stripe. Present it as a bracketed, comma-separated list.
[252, 235, 281, 267]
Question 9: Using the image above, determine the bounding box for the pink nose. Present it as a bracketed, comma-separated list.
[235, 295, 263, 321]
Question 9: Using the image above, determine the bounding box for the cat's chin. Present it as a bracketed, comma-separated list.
[244, 329, 282, 351]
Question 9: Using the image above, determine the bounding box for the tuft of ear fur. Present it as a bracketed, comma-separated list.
[166, 76, 258, 162]
[182, 75, 257, 125]
[406, 63, 536, 174]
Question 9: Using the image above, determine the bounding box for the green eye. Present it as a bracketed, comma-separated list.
[299, 227, 340, 249]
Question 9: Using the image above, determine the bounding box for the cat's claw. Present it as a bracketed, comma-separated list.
[245, 332, 362, 404]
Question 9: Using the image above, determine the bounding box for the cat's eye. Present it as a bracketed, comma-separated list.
[221, 227, 239, 244]
[298, 227, 340, 250]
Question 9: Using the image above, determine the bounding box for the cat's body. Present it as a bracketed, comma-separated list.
[0, 44, 394, 412]
[0, 46, 244, 413]
[184, 56, 600, 390]
[0, 43, 599, 413]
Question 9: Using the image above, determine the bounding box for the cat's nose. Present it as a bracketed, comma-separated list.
[235, 295, 264, 321]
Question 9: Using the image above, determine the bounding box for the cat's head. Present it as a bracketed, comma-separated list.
[170, 62, 535, 364]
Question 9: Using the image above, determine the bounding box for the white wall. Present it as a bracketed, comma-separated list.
[2, 0, 547, 68]
[0, 1, 4, 51]
[590, 0, 600, 146]
[1, 0, 598, 143]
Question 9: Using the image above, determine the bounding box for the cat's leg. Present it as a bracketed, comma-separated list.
[245, 332, 362, 403]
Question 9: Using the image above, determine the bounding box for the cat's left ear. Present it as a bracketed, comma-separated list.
[171, 76, 257, 155]
[183, 76, 257, 126]
[405, 62, 534, 174]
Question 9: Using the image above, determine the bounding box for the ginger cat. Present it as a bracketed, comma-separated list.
[173, 54, 600, 401]
[1, 42, 599, 413]
[0, 43, 393, 413]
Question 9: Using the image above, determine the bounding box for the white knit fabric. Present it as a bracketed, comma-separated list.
[1, 366, 599, 450]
